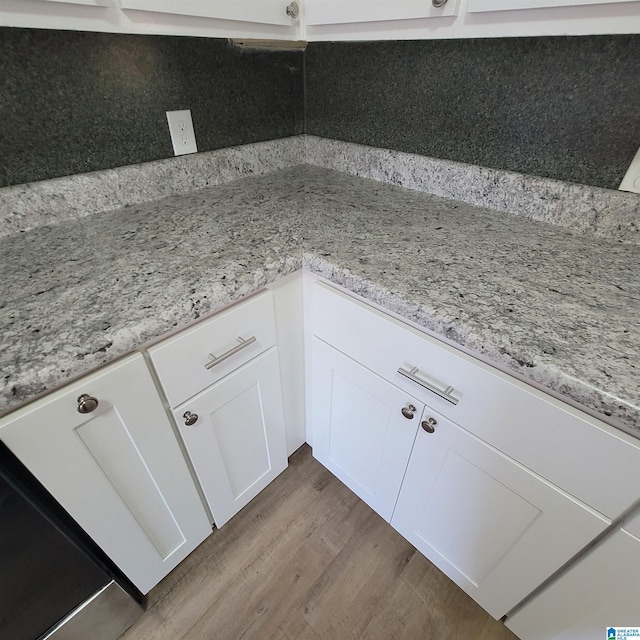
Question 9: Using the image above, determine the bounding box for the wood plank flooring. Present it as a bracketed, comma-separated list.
[120, 445, 518, 640]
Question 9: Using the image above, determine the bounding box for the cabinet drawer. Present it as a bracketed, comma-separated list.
[310, 281, 640, 519]
[149, 291, 277, 407]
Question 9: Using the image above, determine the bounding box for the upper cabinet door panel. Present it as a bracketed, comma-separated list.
[467, 0, 639, 11]
[305, 0, 460, 26]
[2, 0, 300, 37]
[121, 0, 295, 26]
[37, 0, 109, 4]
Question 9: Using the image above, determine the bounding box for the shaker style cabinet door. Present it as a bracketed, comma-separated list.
[174, 349, 288, 529]
[390, 407, 609, 619]
[310, 338, 422, 522]
[120, 0, 296, 26]
[0, 354, 212, 595]
[33, 0, 109, 4]
[506, 511, 640, 640]
[1, 0, 301, 37]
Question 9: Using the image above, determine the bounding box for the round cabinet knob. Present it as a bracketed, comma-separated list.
[286, 1, 299, 18]
[421, 417, 438, 433]
[401, 404, 417, 419]
[432, 0, 448, 6]
[77, 394, 99, 414]
[183, 411, 199, 426]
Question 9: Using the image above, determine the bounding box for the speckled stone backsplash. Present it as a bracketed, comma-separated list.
[306, 137, 640, 245]
[0, 137, 306, 236]
[1, 135, 638, 242]
[305, 36, 640, 190]
[0, 28, 303, 187]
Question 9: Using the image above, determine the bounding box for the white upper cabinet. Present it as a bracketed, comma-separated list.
[1, 0, 301, 39]
[305, 0, 460, 26]
[467, 0, 640, 11]
[304, 0, 640, 40]
[120, 0, 295, 27]
[3, 0, 638, 38]
[37, 0, 109, 5]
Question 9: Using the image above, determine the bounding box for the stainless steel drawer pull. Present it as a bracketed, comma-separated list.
[397, 366, 459, 405]
[205, 336, 257, 370]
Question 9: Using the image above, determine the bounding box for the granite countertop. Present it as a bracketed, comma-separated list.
[1, 165, 638, 437]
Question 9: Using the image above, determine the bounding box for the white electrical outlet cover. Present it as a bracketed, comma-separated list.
[166, 109, 198, 156]
[619, 146, 640, 194]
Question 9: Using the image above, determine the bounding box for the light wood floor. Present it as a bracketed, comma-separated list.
[121, 445, 518, 640]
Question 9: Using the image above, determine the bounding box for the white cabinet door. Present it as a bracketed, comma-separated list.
[36, 0, 109, 4]
[0, 354, 211, 595]
[1, 0, 299, 38]
[391, 407, 609, 619]
[120, 0, 295, 26]
[310, 338, 422, 522]
[467, 0, 639, 11]
[305, 0, 459, 26]
[174, 349, 288, 529]
[506, 519, 640, 639]
[461, 0, 640, 39]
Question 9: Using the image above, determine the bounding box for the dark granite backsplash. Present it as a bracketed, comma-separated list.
[1, 29, 639, 190]
[0, 28, 303, 187]
[305, 36, 640, 190]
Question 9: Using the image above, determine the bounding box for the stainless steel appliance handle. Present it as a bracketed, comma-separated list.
[205, 336, 256, 370]
[397, 366, 459, 405]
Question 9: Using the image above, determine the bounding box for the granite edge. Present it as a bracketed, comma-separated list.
[0, 136, 306, 237]
[302, 252, 640, 437]
[0, 256, 302, 416]
[303, 136, 640, 245]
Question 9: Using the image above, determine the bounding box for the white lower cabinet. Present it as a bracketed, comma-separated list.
[390, 407, 608, 619]
[0, 354, 212, 595]
[306, 278, 640, 625]
[173, 349, 288, 528]
[148, 290, 290, 529]
[0, 287, 293, 596]
[506, 510, 640, 639]
[310, 338, 423, 522]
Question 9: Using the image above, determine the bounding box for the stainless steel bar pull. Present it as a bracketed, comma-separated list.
[205, 336, 257, 370]
[397, 366, 459, 405]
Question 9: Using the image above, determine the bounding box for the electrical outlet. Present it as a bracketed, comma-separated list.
[619, 146, 640, 194]
[166, 110, 198, 156]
